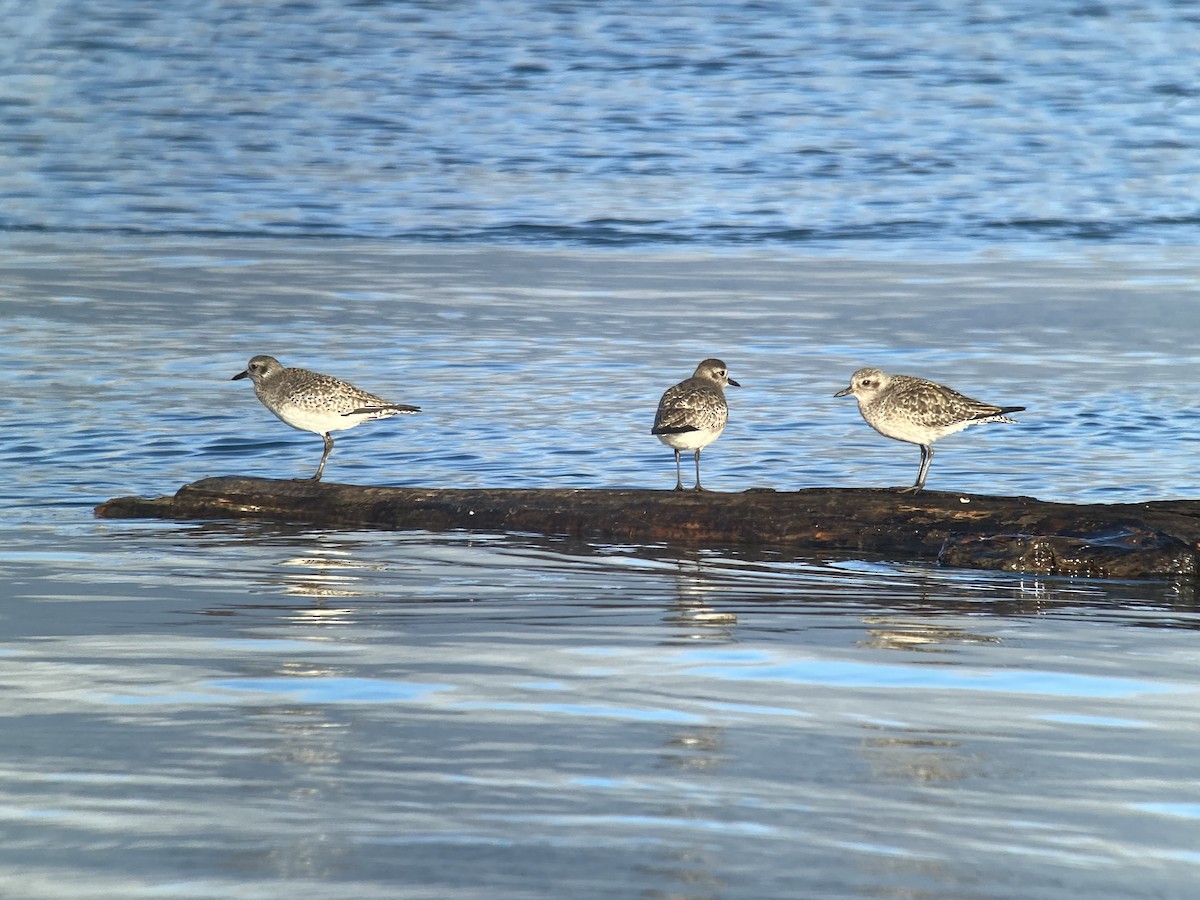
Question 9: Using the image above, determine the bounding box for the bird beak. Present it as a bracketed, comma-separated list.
[834, 386, 852, 397]
[727, 377, 741, 388]
[232, 370, 249, 381]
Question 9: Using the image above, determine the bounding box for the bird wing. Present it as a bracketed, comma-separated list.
[896, 378, 1019, 422]
[346, 402, 421, 417]
[652, 381, 724, 434]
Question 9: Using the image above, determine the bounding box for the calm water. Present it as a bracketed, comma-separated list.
[4, 1, 1200, 897]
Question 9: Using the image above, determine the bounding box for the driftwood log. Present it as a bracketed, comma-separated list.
[94, 476, 1200, 581]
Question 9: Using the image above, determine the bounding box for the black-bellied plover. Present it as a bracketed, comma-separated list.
[835, 367, 1024, 493]
[651, 358, 740, 491]
[232, 355, 420, 481]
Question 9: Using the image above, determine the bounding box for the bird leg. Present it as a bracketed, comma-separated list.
[672, 449, 685, 491]
[302, 433, 336, 482]
[691, 449, 705, 492]
[897, 444, 933, 494]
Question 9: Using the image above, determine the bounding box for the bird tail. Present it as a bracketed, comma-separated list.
[974, 404, 1024, 424]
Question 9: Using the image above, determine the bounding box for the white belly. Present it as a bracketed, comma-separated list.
[657, 427, 721, 452]
[866, 414, 971, 446]
[273, 403, 377, 436]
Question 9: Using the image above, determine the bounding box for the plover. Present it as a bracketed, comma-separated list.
[835, 367, 1023, 493]
[651, 358, 740, 491]
[232, 355, 420, 481]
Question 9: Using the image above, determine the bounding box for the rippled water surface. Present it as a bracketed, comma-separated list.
[3, 237, 1200, 898]
[3, 0, 1200, 248]
[5, 521, 1200, 900]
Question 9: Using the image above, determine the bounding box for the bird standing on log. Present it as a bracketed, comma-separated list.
[835, 367, 1023, 493]
[233, 355, 420, 481]
[652, 358, 739, 491]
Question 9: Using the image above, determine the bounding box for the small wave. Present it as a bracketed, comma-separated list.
[6, 215, 1197, 250]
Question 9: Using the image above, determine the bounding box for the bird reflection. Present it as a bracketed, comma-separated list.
[858, 616, 1001, 652]
[661, 554, 738, 644]
[859, 732, 975, 783]
[278, 549, 378, 600]
[661, 726, 727, 772]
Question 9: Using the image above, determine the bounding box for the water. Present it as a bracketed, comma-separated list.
[4, 2, 1200, 897]
[4, 513, 1200, 899]
[2, 0, 1199, 249]
[4, 238, 1200, 899]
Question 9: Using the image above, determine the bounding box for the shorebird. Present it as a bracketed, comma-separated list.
[835, 366, 1023, 493]
[232, 355, 419, 481]
[652, 358, 739, 491]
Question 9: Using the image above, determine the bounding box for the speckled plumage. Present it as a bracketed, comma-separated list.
[835, 367, 1023, 493]
[233, 355, 419, 481]
[651, 358, 739, 491]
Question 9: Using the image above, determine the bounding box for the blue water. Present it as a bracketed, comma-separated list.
[3, 0, 1199, 249]
[4, 3, 1200, 898]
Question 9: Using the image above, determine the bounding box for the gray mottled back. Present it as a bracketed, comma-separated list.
[872, 373, 1019, 429]
[652, 358, 736, 435]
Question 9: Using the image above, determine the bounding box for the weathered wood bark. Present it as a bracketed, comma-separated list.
[95, 477, 1200, 580]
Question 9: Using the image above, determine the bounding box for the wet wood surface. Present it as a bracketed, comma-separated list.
[94, 476, 1200, 580]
